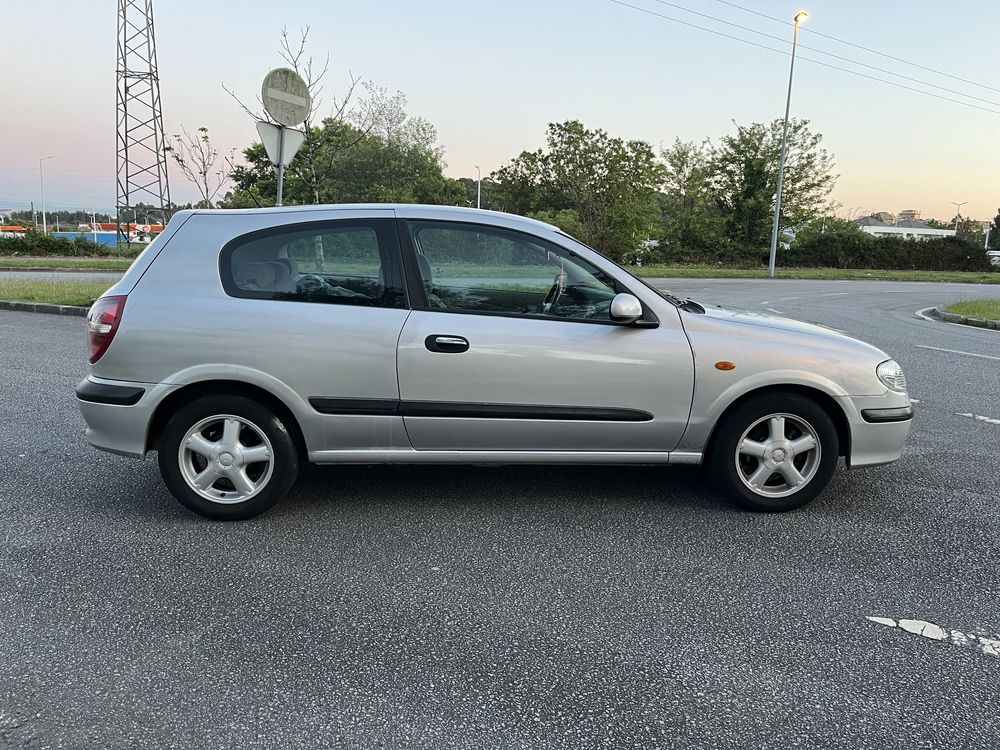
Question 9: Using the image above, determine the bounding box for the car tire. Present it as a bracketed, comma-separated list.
[157, 395, 298, 520]
[708, 392, 839, 512]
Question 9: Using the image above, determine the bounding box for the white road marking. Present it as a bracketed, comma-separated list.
[868, 616, 1000, 658]
[760, 300, 770, 305]
[779, 296, 799, 300]
[764, 308, 784, 315]
[915, 344, 1000, 361]
[821, 292, 850, 297]
[910, 398, 921, 404]
[956, 412, 1000, 425]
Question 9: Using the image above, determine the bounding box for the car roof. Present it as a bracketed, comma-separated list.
[186, 204, 560, 233]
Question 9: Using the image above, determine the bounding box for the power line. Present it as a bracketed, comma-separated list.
[711, 0, 1000, 95]
[645, 0, 1000, 109]
[603, 0, 1000, 116]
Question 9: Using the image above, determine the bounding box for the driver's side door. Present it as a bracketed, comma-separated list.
[394, 219, 694, 453]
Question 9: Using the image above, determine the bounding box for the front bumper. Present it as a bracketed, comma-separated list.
[841, 393, 913, 468]
[76, 376, 177, 459]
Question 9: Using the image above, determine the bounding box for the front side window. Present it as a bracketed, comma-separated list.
[222, 220, 405, 308]
[406, 221, 619, 321]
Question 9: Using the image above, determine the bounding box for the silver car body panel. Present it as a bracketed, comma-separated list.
[78, 203, 911, 472]
[676, 306, 911, 466]
[396, 309, 694, 452]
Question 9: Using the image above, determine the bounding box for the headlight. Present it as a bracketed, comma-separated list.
[876, 360, 907, 393]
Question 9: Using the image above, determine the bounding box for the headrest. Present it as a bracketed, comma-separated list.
[240, 261, 278, 289]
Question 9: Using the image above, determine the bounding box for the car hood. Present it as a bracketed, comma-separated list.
[691, 304, 889, 359]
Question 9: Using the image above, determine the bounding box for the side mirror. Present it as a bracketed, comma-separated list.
[610, 292, 643, 324]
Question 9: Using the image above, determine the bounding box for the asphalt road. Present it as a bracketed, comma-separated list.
[1, 279, 999, 749]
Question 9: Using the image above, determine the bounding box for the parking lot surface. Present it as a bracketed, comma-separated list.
[1, 279, 999, 749]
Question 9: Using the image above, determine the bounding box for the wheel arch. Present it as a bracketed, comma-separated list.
[704, 384, 851, 460]
[146, 379, 308, 459]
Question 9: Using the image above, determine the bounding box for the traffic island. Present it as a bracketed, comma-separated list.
[932, 301, 1000, 330]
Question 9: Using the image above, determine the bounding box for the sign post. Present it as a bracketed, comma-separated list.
[259, 68, 311, 206]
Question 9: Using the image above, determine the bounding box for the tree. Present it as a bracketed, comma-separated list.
[223, 102, 464, 208]
[165, 126, 235, 208]
[657, 139, 726, 257]
[987, 209, 1000, 249]
[492, 121, 665, 260]
[791, 215, 866, 247]
[954, 216, 986, 246]
[455, 176, 500, 210]
[709, 119, 837, 253]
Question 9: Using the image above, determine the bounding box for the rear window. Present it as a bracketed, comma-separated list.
[220, 219, 405, 308]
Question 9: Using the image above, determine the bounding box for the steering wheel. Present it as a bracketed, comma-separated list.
[540, 270, 567, 314]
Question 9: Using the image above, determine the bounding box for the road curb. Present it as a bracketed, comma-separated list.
[931, 306, 1000, 331]
[0, 299, 89, 317]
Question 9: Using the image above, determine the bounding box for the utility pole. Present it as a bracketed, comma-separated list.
[474, 165, 482, 209]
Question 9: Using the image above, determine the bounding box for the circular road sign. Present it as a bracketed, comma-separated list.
[261, 68, 311, 127]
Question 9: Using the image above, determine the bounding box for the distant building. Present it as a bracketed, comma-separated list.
[897, 209, 921, 221]
[853, 216, 955, 241]
[0, 225, 28, 237]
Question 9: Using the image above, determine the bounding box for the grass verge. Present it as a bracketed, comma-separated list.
[0, 257, 134, 271]
[0, 279, 112, 307]
[632, 266, 1000, 283]
[943, 299, 1000, 321]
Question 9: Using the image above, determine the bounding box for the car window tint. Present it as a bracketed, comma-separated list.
[407, 221, 617, 321]
[224, 221, 404, 308]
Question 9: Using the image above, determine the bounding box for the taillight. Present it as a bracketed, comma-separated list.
[87, 295, 127, 364]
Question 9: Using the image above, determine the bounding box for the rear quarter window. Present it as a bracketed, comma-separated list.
[220, 219, 406, 308]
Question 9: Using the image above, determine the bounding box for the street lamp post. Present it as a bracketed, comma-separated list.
[767, 10, 808, 279]
[474, 165, 482, 209]
[950, 201, 968, 233]
[39, 156, 53, 234]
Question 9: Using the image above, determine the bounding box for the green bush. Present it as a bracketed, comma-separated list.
[785, 232, 994, 272]
[0, 233, 144, 258]
[645, 238, 767, 267]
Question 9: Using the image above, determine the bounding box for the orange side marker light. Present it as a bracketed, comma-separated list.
[715, 361, 736, 371]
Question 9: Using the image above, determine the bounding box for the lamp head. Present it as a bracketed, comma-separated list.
[794, 10, 809, 23]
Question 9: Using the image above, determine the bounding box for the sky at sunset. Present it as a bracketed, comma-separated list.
[1, 0, 997, 222]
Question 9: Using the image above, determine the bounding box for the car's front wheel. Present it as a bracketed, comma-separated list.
[157, 395, 299, 520]
[708, 392, 839, 512]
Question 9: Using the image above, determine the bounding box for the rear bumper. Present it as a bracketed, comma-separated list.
[842, 394, 913, 468]
[76, 376, 176, 459]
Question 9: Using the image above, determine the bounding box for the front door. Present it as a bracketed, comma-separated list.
[395, 220, 694, 453]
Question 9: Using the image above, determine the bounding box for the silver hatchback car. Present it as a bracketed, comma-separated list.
[77, 205, 912, 520]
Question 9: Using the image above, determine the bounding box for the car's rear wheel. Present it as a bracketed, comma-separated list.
[157, 395, 298, 520]
[708, 392, 839, 512]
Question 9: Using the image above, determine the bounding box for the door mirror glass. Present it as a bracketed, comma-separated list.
[609, 293, 643, 324]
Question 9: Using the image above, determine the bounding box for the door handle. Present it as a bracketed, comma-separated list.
[425, 334, 469, 353]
